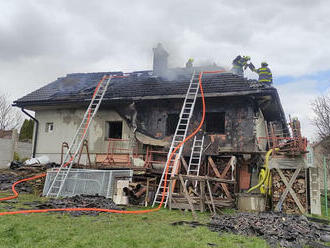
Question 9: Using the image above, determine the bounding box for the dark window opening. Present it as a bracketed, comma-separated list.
[107, 121, 123, 139]
[205, 112, 225, 134]
[166, 114, 179, 136]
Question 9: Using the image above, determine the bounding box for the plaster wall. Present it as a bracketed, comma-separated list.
[34, 108, 132, 163]
[0, 138, 14, 168]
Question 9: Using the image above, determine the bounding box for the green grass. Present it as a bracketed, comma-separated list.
[0, 193, 269, 248]
[321, 195, 330, 219]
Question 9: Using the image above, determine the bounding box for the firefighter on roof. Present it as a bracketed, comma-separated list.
[251, 62, 273, 86]
[231, 55, 250, 77]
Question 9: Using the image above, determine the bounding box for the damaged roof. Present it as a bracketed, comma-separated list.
[13, 70, 286, 123]
[15, 70, 271, 104]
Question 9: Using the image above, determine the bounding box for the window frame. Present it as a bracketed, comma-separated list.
[205, 112, 226, 134]
[45, 122, 54, 133]
[106, 121, 123, 139]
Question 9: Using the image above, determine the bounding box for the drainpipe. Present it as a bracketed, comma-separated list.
[21, 108, 38, 158]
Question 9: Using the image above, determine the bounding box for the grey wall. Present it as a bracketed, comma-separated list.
[34, 108, 134, 163]
[0, 129, 32, 168]
[0, 138, 14, 168]
[16, 141, 32, 160]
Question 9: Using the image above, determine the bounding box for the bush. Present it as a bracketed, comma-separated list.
[13, 152, 20, 161]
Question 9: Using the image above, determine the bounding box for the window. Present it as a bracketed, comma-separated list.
[45, 122, 54, 133]
[205, 112, 225, 134]
[166, 114, 179, 135]
[107, 121, 123, 139]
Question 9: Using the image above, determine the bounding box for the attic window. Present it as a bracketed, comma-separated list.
[107, 121, 123, 139]
[205, 112, 225, 134]
[166, 114, 179, 136]
[45, 123, 54, 133]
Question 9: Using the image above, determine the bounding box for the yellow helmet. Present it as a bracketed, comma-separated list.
[244, 56, 251, 60]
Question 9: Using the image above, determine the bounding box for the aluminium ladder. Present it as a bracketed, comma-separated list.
[46, 75, 112, 197]
[152, 71, 200, 207]
[185, 135, 204, 190]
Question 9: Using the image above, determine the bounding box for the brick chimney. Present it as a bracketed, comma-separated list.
[152, 43, 168, 77]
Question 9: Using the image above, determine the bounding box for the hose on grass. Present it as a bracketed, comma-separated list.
[0, 70, 224, 216]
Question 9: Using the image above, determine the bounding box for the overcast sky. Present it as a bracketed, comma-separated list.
[0, 0, 329, 139]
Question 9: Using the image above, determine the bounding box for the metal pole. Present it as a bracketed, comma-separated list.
[324, 156, 328, 216]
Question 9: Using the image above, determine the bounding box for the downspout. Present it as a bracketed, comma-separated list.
[21, 108, 38, 158]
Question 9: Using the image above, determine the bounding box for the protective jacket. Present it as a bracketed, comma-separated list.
[256, 66, 272, 83]
[232, 56, 249, 68]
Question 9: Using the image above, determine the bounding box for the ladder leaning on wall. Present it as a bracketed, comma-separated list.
[45, 75, 112, 197]
[185, 135, 205, 190]
[152, 71, 201, 207]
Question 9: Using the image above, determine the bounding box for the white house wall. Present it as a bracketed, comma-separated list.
[34, 108, 133, 163]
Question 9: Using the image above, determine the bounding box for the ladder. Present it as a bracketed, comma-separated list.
[152, 71, 199, 207]
[185, 135, 204, 189]
[46, 75, 112, 197]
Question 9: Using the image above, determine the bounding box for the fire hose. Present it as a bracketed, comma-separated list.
[247, 148, 279, 195]
[0, 70, 224, 216]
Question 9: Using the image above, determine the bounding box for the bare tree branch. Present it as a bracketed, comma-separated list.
[0, 93, 23, 130]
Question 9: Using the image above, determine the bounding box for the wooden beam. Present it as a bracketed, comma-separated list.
[208, 156, 221, 178]
[168, 180, 173, 210]
[207, 180, 216, 214]
[208, 156, 232, 200]
[200, 181, 205, 212]
[178, 174, 197, 220]
[180, 156, 188, 173]
[171, 174, 236, 184]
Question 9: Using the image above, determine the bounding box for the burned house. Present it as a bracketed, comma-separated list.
[14, 45, 307, 211]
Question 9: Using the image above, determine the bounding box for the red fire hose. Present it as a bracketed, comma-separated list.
[0, 70, 224, 216]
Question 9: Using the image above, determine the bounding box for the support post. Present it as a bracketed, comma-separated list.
[324, 156, 328, 216]
[169, 179, 173, 210]
[200, 180, 205, 212]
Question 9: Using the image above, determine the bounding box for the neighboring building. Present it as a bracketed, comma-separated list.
[312, 137, 330, 191]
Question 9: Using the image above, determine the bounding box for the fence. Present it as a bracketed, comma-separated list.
[0, 129, 32, 168]
[43, 168, 133, 198]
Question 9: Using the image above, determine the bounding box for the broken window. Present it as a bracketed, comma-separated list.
[45, 122, 54, 133]
[205, 112, 225, 134]
[166, 114, 179, 136]
[107, 121, 123, 139]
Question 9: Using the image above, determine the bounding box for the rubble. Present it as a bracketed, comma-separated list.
[0, 173, 33, 193]
[0, 164, 56, 194]
[33, 194, 122, 216]
[209, 212, 330, 248]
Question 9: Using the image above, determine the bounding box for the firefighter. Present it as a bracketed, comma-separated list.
[231, 55, 250, 77]
[185, 58, 194, 68]
[253, 62, 273, 86]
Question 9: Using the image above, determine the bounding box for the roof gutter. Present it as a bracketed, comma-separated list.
[21, 108, 38, 158]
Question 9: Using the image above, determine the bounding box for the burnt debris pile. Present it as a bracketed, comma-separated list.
[209, 212, 330, 248]
[35, 194, 121, 216]
[0, 173, 33, 193]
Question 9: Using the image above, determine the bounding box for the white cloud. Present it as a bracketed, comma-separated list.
[277, 79, 330, 140]
[0, 0, 329, 105]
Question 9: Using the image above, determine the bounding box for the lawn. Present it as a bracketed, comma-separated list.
[0, 193, 269, 248]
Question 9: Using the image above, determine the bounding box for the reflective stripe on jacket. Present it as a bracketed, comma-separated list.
[233, 57, 249, 68]
[256, 66, 272, 83]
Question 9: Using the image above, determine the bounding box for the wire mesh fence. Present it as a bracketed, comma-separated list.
[43, 168, 133, 198]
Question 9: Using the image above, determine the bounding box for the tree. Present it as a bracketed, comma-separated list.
[0, 93, 23, 130]
[311, 94, 330, 149]
[19, 119, 34, 141]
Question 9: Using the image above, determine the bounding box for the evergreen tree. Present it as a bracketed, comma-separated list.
[19, 119, 34, 141]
